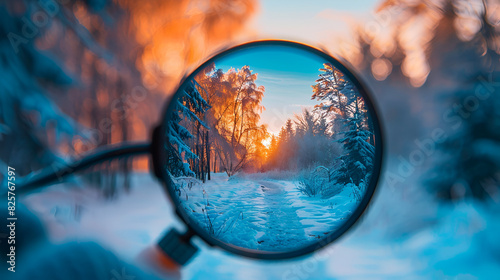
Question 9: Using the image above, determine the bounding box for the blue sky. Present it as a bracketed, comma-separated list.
[254, 0, 378, 46]
[217, 45, 328, 135]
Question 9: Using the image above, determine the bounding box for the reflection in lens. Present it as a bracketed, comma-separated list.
[164, 44, 377, 252]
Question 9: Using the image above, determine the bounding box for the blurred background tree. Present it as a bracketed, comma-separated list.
[0, 0, 257, 195]
[342, 0, 500, 201]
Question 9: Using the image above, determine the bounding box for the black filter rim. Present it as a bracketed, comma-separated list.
[152, 39, 385, 260]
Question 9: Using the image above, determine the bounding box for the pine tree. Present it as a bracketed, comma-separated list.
[274, 119, 296, 170]
[293, 109, 336, 169]
[332, 115, 375, 186]
[312, 63, 356, 129]
[294, 109, 315, 137]
[311, 61, 374, 186]
[165, 81, 210, 177]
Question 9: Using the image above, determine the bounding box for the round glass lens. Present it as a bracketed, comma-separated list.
[161, 41, 381, 255]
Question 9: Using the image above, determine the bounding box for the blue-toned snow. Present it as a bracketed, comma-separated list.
[22, 171, 500, 279]
[172, 173, 359, 252]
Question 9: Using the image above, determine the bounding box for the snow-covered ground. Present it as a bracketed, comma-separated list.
[172, 173, 359, 251]
[21, 170, 500, 279]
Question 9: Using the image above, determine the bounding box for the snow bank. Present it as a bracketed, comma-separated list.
[173, 172, 361, 252]
[21, 170, 500, 279]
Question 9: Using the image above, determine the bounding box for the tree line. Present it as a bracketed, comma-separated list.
[166, 61, 376, 191]
[265, 110, 339, 171]
[265, 63, 375, 189]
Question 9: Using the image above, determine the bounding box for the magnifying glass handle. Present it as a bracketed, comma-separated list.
[4, 142, 151, 196]
[157, 228, 198, 266]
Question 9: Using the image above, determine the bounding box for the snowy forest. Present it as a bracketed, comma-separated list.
[2, 0, 500, 278]
[167, 62, 375, 186]
[164, 55, 376, 250]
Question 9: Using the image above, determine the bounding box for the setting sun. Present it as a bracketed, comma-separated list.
[262, 137, 272, 148]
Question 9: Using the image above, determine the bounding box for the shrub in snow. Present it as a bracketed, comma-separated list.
[321, 181, 344, 199]
[297, 177, 321, 197]
[297, 167, 329, 197]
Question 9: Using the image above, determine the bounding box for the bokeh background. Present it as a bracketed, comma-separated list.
[1, 0, 500, 279]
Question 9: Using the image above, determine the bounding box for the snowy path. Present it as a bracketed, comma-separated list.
[256, 180, 306, 250]
[176, 173, 359, 251]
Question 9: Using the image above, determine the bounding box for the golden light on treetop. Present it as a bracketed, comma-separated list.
[118, 0, 258, 93]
